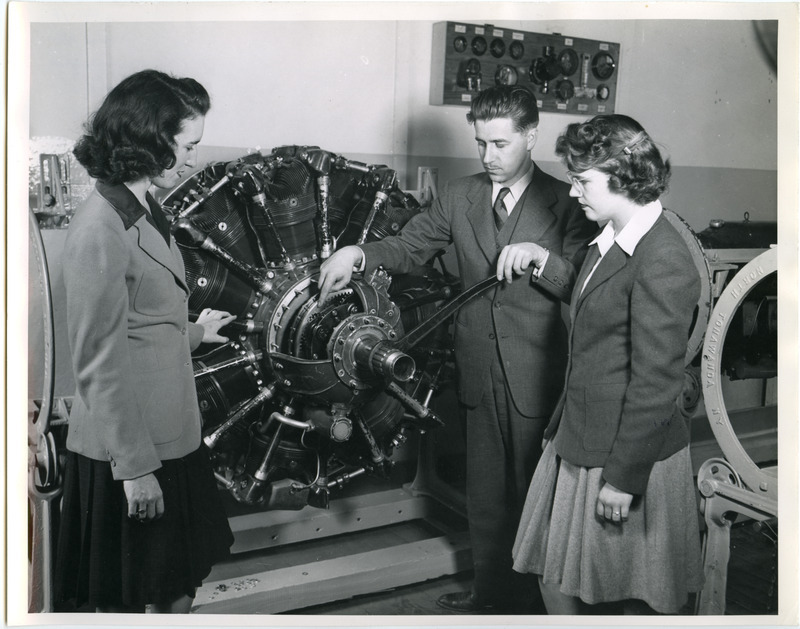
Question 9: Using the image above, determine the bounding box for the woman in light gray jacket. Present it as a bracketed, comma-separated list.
[55, 70, 234, 613]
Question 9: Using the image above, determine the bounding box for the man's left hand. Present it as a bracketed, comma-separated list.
[496, 242, 548, 282]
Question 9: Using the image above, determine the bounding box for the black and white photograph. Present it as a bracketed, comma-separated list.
[6, 1, 798, 627]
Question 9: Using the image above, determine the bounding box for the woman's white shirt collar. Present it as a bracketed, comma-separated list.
[590, 199, 663, 257]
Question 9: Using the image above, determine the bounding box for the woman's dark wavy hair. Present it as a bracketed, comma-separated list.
[466, 85, 539, 132]
[73, 69, 210, 185]
[554, 114, 669, 204]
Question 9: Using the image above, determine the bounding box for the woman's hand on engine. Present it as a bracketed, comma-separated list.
[196, 308, 236, 344]
[318, 246, 364, 304]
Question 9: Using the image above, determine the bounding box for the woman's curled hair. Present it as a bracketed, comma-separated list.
[555, 114, 669, 204]
[73, 69, 210, 185]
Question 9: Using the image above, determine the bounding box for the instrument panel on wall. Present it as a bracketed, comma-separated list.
[431, 21, 620, 115]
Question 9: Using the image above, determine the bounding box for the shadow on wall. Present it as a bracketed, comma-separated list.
[753, 21, 778, 72]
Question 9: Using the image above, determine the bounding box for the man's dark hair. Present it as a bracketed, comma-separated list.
[466, 85, 539, 132]
[73, 69, 210, 185]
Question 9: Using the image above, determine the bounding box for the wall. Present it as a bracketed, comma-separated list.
[400, 18, 778, 229]
[22, 11, 785, 402]
[29, 23, 90, 140]
[28, 15, 778, 232]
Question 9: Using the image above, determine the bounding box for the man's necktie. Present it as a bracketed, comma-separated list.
[493, 187, 510, 230]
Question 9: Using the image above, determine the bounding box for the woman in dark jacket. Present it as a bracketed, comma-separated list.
[55, 70, 234, 613]
[512, 114, 704, 614]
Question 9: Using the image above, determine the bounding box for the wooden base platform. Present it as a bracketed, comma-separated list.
[193, 488, 471, 614]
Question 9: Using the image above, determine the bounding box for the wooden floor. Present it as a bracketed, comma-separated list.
[194, 450, 779, 618]
[192, 429, 780, 618]
[299, 571, 474, 616]
[248, 518, 777, 617]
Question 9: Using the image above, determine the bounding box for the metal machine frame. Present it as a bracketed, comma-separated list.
[695, 247, 778, 615]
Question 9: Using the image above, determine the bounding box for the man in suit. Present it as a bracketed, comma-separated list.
[318, 85, 595, 613]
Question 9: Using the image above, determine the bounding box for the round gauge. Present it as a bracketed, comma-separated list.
[495, 65, 519, 86]
[457, 58, 482, 88]
[558, 49, 579, 76]
[591, 52, 616, 80]
[528, 56, 561, 85]
[596, 84, 611, 101]
[471, 36, 488, 56]
[509, 40, 525, 60]
[556, 80, 575, 101]
[490, 38, 506, 58]
[453, 36, 468, 53]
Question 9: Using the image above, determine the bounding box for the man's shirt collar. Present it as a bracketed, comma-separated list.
[492, 162, 535, 214]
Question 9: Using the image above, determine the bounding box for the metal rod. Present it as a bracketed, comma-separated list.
[317, 175, 334, 259]
[214, 472, 236, 489]
[355, 416, 384, 464]
[357, 190, 388, 245]
[176, 175, 231, 219]
[240, 169, 293, 266]
[269, 410, 313, 431]
[193, 349, 263, 378]
[327, 467, 367, 489]
[385, 382, 443, 426]
[204, 384, 276, 450]
[254, 423, 285, 482]
[173, 219, 276, 294]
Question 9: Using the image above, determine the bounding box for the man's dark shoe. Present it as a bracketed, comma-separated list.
[436, 590, 494, 613]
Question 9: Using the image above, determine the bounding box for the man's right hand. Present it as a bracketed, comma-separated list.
[317, 245, 364, 304]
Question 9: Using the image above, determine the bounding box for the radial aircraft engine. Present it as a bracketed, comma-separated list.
[162, 146, 478, 511]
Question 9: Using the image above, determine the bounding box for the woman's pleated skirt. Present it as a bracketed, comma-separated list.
[54, 445, 234, 610]
[512, 441, 704, 614]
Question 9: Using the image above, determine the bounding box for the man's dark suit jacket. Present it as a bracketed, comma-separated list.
[544, 213, 701, 495]
[361, 165, 595, 417]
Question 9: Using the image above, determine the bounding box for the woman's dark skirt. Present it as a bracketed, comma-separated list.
[54, 445, 234, 610]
